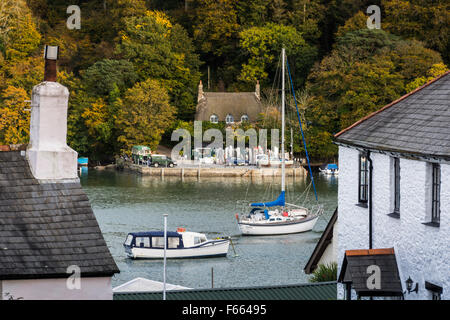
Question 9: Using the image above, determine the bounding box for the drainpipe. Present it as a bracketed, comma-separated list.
[367, 150, 373, 249]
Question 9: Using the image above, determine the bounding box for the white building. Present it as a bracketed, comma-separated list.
[0, 46, 119, 300]
[335, 71, 449, 300]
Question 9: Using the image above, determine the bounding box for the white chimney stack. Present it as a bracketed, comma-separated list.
[27, 46, 78, 181]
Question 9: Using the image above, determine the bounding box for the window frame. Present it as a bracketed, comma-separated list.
[358, 153, 369, 204]
[431, 163, 441, 224]
[388, 157, 401, 218]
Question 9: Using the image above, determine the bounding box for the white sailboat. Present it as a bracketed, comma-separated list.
[236, 48, 323, 236]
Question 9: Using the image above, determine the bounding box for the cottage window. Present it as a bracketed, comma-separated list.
[241, 114, 249, 122]
[358, 154, 369, 204]
[225, 114, 234, 124]
[210, 114, 218, 123]
[390, 157, 400, 217]
[431, 163, 440, 224]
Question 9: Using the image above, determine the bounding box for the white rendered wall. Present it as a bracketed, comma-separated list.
[337, 146, 449, 300]
[0, 277, 113, 300]
[317, 222, 338, 267]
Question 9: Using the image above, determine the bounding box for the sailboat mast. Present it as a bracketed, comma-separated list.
[281, 48, 285, 193]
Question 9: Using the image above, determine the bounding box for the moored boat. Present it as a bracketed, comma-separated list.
[319, 164, 339, 175]
[123, 229, 229, 259]
[235, 48, 323, 236]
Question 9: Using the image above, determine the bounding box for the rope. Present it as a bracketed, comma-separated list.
[285, 57, 318, 202]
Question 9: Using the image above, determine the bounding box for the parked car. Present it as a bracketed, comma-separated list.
[150, 154, 176, 167]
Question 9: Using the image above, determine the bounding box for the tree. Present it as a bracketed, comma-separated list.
[305, 29, 444, 159]
[82, 59, 137, 97]
[116, 79, 176, 153]
[192, 0, 240, 57]
[383, 0, 450, 63]
[0, 86, 30, 144]
[405, 63, 448, 92]
[239, 23, 316, 86]
[116, 10, 201, 120]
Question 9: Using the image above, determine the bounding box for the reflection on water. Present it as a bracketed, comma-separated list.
[80, 170, 337, 289]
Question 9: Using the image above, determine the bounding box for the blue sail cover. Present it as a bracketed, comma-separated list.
[327, 164, 338, 170]
[250, 191, 285, 207]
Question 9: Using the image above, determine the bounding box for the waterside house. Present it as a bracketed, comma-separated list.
[0, 46, 119, 300]
[334, 71, 450, 300]
[195, 81, 263, 124]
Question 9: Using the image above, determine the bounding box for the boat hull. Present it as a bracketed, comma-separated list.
[126, 239, 229, 259]
[238, 215, 319, 236]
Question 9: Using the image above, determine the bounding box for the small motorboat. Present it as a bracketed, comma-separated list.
[319, 164, 339, 175]
[123, 228, 230, 259]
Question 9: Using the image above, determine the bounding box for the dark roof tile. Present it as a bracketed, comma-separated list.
[0, 151, 119, 280]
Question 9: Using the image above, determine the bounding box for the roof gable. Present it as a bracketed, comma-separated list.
[335, 71, 450, 159]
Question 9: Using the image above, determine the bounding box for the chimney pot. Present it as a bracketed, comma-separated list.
[43, 45, 59, 82]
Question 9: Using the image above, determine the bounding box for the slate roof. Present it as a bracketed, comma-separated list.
[114, 281, 337, 300]
[338, 248, 403, 297]
[0, 148, 119, 280]
[335, 71, 450, 160]
[304, 208, 337, 274]
[195, 92, 263, 122]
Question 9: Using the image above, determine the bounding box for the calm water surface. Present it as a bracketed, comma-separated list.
[80, 170, 337, 289]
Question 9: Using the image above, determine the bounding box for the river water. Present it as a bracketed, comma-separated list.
[80, 169, 338, 289]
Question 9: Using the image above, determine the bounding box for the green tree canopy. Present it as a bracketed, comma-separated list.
[116, 79, 176, 153]
[82, 59, 138, 97]
[115, 10, 201, 120]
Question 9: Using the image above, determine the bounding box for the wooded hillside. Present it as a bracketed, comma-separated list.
[0, 0, 448, 162]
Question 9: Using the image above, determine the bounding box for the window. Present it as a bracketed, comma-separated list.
[210, 114, 218, 123]
[390, 157, 400, 217]
[431, 163, 441, 224]
[358, 154, 369, 204]
[135, 237, 150, 248]
[241, 114, 249, 122]
[225, 114, 234, 124]
[425, 281, 442, 300]
[152, 237, 165, 248]
[168, 237, 180, 249]
[124, 235, 133, 246]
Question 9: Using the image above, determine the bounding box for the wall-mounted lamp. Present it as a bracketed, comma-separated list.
[405, 277, 419, 294]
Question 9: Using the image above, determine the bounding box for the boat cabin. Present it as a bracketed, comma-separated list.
[124, 231, 209, 249]
[124, 231, 184, 249]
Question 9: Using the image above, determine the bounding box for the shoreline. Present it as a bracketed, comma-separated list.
[114, 163, 308, 178]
